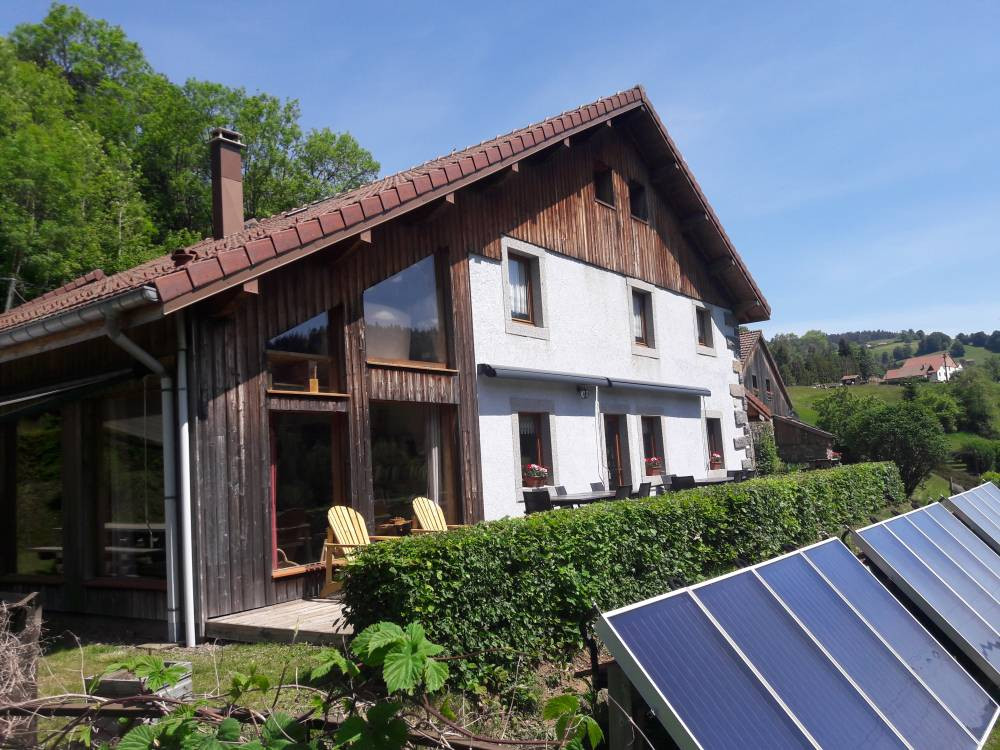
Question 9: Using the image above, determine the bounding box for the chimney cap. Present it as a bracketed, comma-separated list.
[209, 127, 245, 147]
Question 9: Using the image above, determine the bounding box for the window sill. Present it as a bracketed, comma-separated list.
[267, 389, 350, 398]
[595, 198, 617, 210]
[632, 343, 659, 359]
[272, 562, 324, 580]
[84, 577, 167, 591]
[0, 574, 64, 586]
[630, 214, 649, 225]
[504, 320, 550, 341]
[366, 358, 458, 374]
[696, 344, 717, 357]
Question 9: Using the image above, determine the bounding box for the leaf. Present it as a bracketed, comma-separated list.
[117, 724, 158, 750]
[382, 644, 422, 694]
[262, 713, 306, 744]
[543, 694, 579, 720]
[422, 659, 448, 693]
[216, 718, 241, 742]
[438, 695, 457, 722]
[579, 716, 604, 749]
[351, 622, 404, 665]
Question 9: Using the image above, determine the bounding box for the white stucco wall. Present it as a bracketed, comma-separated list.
[470, 237, 747, 520]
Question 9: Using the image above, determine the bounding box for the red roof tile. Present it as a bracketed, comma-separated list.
[884, 352, 960, 380]
[0, 85, 769, 338]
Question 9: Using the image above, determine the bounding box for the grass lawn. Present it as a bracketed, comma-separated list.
[39, 639, 328, 710]
[787, 383, 905, 426]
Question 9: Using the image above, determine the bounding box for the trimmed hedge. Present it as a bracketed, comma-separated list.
[342, 462, 903, 685]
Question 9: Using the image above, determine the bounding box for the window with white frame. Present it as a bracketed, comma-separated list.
[705, 417, 724, 471]
[502, 238, 548, 338]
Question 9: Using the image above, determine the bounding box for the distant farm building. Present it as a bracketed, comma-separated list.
[884, 352, 962, 383]
[841, 374, 861, 385]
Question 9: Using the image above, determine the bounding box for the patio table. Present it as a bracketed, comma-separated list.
[549, 490, 616, 508]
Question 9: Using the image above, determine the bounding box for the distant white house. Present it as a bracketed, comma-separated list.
[884, 352, 963, 383]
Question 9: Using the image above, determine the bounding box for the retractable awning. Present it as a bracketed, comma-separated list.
[0, 368, 135, 421]
[477, 364, 710, 397]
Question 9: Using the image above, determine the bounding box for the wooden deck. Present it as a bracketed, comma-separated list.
[205, 597, 353, 644]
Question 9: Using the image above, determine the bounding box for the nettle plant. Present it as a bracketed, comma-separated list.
[86, 621, 601, 750]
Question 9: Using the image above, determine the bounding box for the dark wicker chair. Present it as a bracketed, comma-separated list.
[523, 489, 553, 514]
[671, 475, 696, 490]
[633, 481, 652, 499]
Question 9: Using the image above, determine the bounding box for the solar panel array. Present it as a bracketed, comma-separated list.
[598, 538, 998, 750]
[944, 482, 1000, 555]
[854, 500, 1000, 690]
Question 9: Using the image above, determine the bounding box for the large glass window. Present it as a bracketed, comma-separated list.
[271, 412, 341, 569]
[364, 256, 447, 366]
[370, 403, 459, 524]
[97, 383, 165, 579]
[13, 412, 63, 577]
[266, 311, 335, 393]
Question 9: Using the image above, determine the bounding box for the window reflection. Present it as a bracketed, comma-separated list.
[266, 312, 334, 392]
[97, 381, 165, 579]
[363, 256, 446, 365]
[14, 411, 63, 576]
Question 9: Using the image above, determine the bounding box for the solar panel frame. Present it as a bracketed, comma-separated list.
[946, 485, 1000, 556]
[598, 537, 999, 749]
[854, 505, 1000, 689]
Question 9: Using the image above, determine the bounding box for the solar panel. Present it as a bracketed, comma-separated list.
[854, 504, 1000, 689]
[946, 482, 1000, 555]
[597, 538, 997, 749]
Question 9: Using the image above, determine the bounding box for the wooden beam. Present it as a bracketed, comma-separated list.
[527, 137, 571, 165]
[680, 212, 709, 233]
[735, 299, 760, 319]
[708, 256, 736, 276]
[473, 162, 520, 191]
[651, 161, 681, 184]
[404, 193, 455, 225]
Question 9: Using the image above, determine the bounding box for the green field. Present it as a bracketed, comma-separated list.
[865, 340, 993, 365]
[787, 383, 905, 426]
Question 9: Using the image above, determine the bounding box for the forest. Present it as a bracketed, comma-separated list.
[0, 4, 379, 311]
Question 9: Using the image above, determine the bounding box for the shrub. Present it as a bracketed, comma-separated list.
[956, 437, 999, 474]
[982, 471, 1000, 485]
[342, 462, 903, 687]
[754, 424, 782, 476]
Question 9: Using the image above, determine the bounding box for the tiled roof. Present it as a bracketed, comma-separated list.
[884, 352, 959, 380]
[0, 84, 770, 338]
[739, 330, 762, 363]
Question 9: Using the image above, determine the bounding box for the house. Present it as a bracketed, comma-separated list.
[738, 330, 834, 465]
[884, 352, 962, 383]
[0, 87, 770, 642]
[841, 374, 861, 385]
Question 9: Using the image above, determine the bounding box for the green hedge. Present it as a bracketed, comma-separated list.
[342, 462, 903, 685]
[956, 437, 1000, 474]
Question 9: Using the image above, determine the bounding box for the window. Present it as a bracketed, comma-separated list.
[266, 311, 336, 393]
[518, 412, 552, 485]
[765, 378, 772, 396]
[594, 164, 615, 206]
[751, 374, 759, 391]
[96, 382, 165, 579]
[364, 255, 447, 366]
[632, 290, 652, 346]
[603, 414, 631, 489]
[371, 403, 459, 523]
[695, 306, 714, 350]
[11, 411, 63, 577]
[508, 253, 536, 323]
[628, 180, 648, 222]
[271, 412, 344, 570]
[705, 417, 724, 471]
[641, 416, 665, 476]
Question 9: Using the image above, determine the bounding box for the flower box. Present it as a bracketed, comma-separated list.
[523, 476, 546, 488]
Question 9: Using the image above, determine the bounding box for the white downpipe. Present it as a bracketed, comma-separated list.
[103, 315, 181, 643]
[176, 310, 196, 647]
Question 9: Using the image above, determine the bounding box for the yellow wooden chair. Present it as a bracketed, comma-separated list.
[411, 496, 466, 534]
[320, 505, 398, 596]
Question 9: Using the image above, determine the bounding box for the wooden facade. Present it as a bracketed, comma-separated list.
[0, 120, 751, 628]
[742, 337, 795, 419]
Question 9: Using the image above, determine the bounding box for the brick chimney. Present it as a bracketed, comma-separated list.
[209, 127, 245, 239]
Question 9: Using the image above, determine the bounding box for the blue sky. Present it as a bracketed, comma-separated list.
[3, 1, 999, 337]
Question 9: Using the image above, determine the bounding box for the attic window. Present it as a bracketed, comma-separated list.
[628, 180, 648, 222]
[594, 164, 615, 207]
